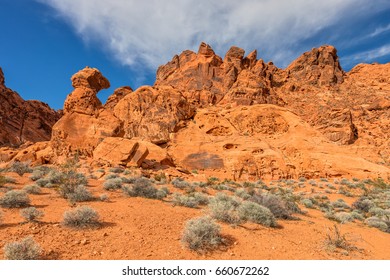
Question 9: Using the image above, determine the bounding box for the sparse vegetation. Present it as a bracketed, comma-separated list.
[62, 206, 100, 229]
[66, 185, 93, 203]
[122, 177, 168, 200]
[172, 177, 191, 189]
[324, 225, 356, 252]
[3, 236, 42, 260]
[9, 161, 33, 176]
[23, 184, 42, 194]
[0, 190, 30, 208]
[103, 178, 123, 190]
[181, 216, 223, 252]
[20, 207, 44, 222]
[250, 193, 292, 219]
[208, 193, 242, 225]
[238, 201, 276, 227]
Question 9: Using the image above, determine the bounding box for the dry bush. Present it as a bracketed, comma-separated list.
[62, 206, 100, 229]
[20, 207, 44, 222]
[0, 190, 30, 208]
[3, 236, 42, 260]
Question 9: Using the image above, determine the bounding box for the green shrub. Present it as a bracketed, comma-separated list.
[365, 217, 388, 232]
[0, 190, 30, 208]
[66, 185, 93, 203]
[208, 193, 241, 225]
[238, 201, 276, 227]
[57, 170, 88, 198]
[352, 197, 375, 213]
[172, 194, 199, 208]
[9, 161, 33, 176]
[172, 177, 191, 189]
[181, 216, 223, 252]
[334, 212, 354, 224]
[62, 206, 100, 229]
[35, 178, 49, 188]
[20, 207, 44, 222]
[23, 185, 42, 194]
[250, 193, 292, 219]
[103, 178, 123, 190]
[3, 236, 42, 260]
[122, 178, 167, 200]
[301, 198, 315, 209]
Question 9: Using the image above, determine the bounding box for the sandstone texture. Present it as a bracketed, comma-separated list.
[0, 67, 61, 147]
[1, 44, 390, 180]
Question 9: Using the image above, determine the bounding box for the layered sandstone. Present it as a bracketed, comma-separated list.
[0, 67, 61, 147]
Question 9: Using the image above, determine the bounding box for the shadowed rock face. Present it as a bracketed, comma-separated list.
[0, 67, 61, 147]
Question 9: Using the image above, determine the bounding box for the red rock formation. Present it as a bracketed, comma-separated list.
[0, 67, 61, 147]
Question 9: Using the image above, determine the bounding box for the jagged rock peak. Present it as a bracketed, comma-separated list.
[197, 42, 216, 57]
[71, 66, 110, 91]
[224, 46, 245, 61]
[286, 45, 344, 86]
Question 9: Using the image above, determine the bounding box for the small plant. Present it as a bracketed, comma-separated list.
[3, 236, 42, 260]
[20, 207, 44, 222]
[208, 193, 242, 225]
[9, 161, 33, 176]
[66, 185, 93, 203]
[109, 167, 124, 174]
[23, 185, 42, 194]
[365, 217, 389, 232]
[103, 178, 123, 190]
[352, 197, 375, 213]
[99, 193, 109, 201]
[0, 190, 30, 208]
[250, 193, 292, 219]
[324, 225, 356, 252]
[172, 177, 191, 189]
[172, 193, 198, 208]
[62, 206, 100, 229]
[154, 172, 167, 183]
[181, 216, 223, 252]
[122, 178, 167, 200]
[29, 170, 46, 181]
[238, 201, 276, 227]
[333, 212, 354, 224]
[105, 173, 120, 180]
[35, 178, 49, 188]
[301, 198, 315, 209]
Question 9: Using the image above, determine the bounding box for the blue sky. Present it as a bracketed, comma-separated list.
[1, 0, 390, 110]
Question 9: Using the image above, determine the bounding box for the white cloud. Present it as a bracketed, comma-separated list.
[37, 0, 390, 70]
[344, 44, 390, 64]
[369, 23, 390, 37]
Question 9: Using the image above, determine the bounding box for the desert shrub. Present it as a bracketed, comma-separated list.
[308, 180, 317, 186]
[0, 190, 30, 208]
[331, 199, 350, 209]
[365, 217, 389, 232]
[334, 212, 354, 224]
[301, 198, 315, 209]
[181, 216, 223, 252]
[172, 177, 191, 189]
[207, 177, 220, 186]
[3, 236, 42, 260]
[324, 225, 356, 251]
[298, 177, 307, 182]
[208, 193, 242, 225]
[120, 177, 136, 184]
[105, 173, 120, 180]
[352, 197, 375, 213]
[35, 178, 49, 188]
[351, 211, 364, 221]
[192, 192, 209, 205]
[62, 206, 100, 229]
[20, 207, 44, 222]
[237, 201, 276, 227]
[368, 207, 386, 217]
[66, 185, 93, 203]
[250, 193, 292, 219]
[57, 170, 88, 198]
[47, 170, 64, 185]
[29, 170, 46, 181]
[122, 178, 167, 200]
[99, 194, 109, 201]
[154, 172, 167, 183]
[23, 185, 42, 194]
[235, 189, 251, 200]
[172, 193, 198, 208]
[103, 178, 123, 190]
[9, 161, 33, 176]
[109, 167, 124, 173]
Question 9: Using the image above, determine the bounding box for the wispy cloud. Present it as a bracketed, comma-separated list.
[343, 44, 390, 66]
[368, 23, 390, 37]
[37, 0, 390, 70]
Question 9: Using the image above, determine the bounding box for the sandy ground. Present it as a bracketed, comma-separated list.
[0, 171, 389, 260]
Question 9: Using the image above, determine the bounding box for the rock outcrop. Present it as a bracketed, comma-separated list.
[0, 67, 61, 147]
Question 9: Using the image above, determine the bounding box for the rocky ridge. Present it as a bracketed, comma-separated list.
[1, 43, 390, 180]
